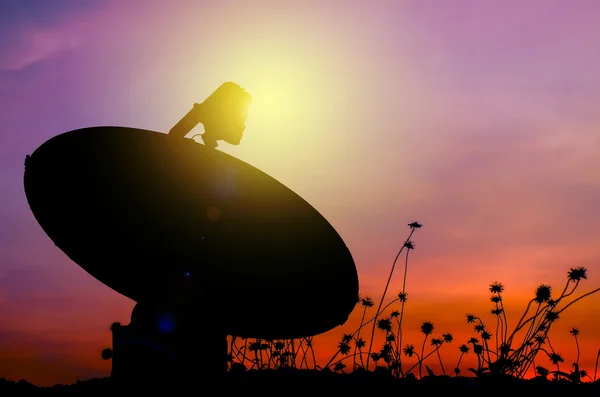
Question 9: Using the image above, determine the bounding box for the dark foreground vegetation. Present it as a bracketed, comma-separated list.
[2, 370, 600, 397]
[5, 223, 600, 396]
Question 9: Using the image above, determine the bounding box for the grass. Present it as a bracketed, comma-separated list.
[223, 221, 600, 384]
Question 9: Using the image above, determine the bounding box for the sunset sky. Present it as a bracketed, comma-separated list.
[2, 0, 600, 386]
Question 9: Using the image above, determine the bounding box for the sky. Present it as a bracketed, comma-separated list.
[1, 0, 600, 386]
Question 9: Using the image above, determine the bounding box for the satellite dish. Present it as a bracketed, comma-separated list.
[23, 126, 359, 340]
[23, 82, 359, 385]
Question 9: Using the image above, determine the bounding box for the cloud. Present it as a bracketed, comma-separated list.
[0, 28, 81, 72]
[400, 118, 600, 256]
[0, 0, 107, 71]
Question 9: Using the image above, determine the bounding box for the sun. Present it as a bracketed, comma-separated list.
[163, 19, 363, 182]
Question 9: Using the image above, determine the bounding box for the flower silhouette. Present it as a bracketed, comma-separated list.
[568, 267, 587, 281]
[489, 281, 504, 294]
[403, 344, 415, 357]
[408, 221, 422, 229]
[535, 284, 552, 303]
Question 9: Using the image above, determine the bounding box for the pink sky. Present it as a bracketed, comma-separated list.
[1, 0, 600, 386]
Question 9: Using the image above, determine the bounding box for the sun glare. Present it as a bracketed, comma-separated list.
[187, 35, 353, 178]
[158, 14, 364, 184]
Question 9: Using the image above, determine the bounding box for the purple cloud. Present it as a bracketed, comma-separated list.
[0, 0, 106, 71]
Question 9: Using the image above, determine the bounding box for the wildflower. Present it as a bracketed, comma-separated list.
[442, 333, 454, 343]
[468, 337, 479, 345]
[377, 318, 393, 332]
[337, 340, 351, 355]
[390, 310, 400, 318]
[420, 321, 434, 336]
[474, 324, 486, 333]
[535, 284, 552, 303]
[465, 313, 477, 323]
[459, 344, 470, 354]
[548, 352, 564, 365]
[480, 331, 492, 341]
[404, 240, 415, 250]
[568, 266, 587, 281]
[489, 281, 504, 294]
[360, 296, 374, 307]
[398, 292, 408, 302]
[430, 338, 443, 347]
[490, 295, 502, 304]
[491, 308, 503, 316]
[386, 333, 396, 343]
[545, 311, 559, 322]
[570, 327, 580, 336]
[355, 338, 366, 349]
[342, 334, 353, 343]
[536, 366, 550, 377]
[403, 344, 416, 357]
[408, 221, 422, 229]
[499, 343, 511, 355]
[249, 341, 263, 352]
[334, 362, 347, 372]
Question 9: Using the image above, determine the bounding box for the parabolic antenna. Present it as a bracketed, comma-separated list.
[23, 126, 359, 340]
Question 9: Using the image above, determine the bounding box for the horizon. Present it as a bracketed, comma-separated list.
[1, 0, 600, 387]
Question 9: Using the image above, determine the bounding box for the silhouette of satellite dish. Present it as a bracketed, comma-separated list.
[23, 126, 359, 340]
